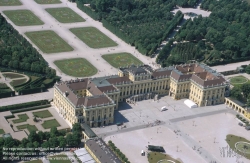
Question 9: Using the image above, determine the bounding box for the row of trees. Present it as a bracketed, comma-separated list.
[0, 14, 56, 78]
[76, 0, 183, 56]
[157, 0, 250, 66]
[108, 140, 130, 163]
[0, 123, 82, 160]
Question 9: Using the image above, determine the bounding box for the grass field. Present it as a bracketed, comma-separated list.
[102, 53, 143, 68]
[34, 0, 61, 4]
[148, 152, 181, 163]
[54, 58, 97, 77]
[0, 0, 22, 6]
[46, 7, 85, 23]
[3, 10, 44, 26]
[17, 124, 38, 133]
[230, 76, 249, 86]
[49, 154, 71, 163]
[42, 119, 60, 129]
[0, 129, 5, 134]
[2, 73, 25, 79]
[11, 78, 28, 87]
[33, 110, 52, 118]
[25, 30, 73, 53]
[13, 114, 29, 123]
[226, 134, 250, 159]
[70, 27, 117, 48]
[26, 160, 43, 163]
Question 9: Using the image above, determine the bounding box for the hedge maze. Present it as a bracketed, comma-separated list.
[102, 53, 143, 68]
[70, 27, 117, 48]
[25, 30, 73, 53]
[0, 0, 22, 6]
[45, 7, 85, 23]
[54, 58, 97, 77]
[3, 10, 44, 26]
[34, 0, 61, 4]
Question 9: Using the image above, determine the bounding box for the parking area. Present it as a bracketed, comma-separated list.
[92, 96, 249, 163]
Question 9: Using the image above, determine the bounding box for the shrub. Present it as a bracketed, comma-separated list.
[11, 104, 51, 114]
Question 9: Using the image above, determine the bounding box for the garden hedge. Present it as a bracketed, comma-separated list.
[0, 100, 49, 112]
[0, 91, 15, 98]
[11, 104, 51, 113]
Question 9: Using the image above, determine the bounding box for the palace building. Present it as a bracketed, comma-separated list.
[53, 63, 228, 127]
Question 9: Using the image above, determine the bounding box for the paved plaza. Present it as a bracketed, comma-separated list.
[91, 96, 249, 163]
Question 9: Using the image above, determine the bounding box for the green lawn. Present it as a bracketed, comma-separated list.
[102, 53, 143, 68]
[226, 134, 250, 159]
[34, 0, 61, 4]
[13, 114, 29, 123]
[45, 7, 85, 23]
[42, 119, 60, 129]
[0, 0, 22, 6]
[11, 78, 28, 87]
[70, 27, 117, 48]
[148, 152, 181, 163]
[25, 30, 73, 53]
[54, 58, 97, 77]
[0, 129, 5, 134]
[49, 154, 71, 163]
[17, 124, 38, 133]
[3, 10, 44, 26]
[229, 75, 249, 87]
[33, 110, 53, 118]
[2, 73, 25, 79]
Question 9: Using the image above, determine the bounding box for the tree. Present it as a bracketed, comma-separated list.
[245, 65, 250, 74]
[230, 87, 243, 101]
[242, 83, 250, 99]
[50, 127, 59, 138]
[28, 131, 38, 142]
[58, 136, 66, 148]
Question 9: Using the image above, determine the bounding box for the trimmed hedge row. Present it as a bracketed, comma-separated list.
[108, 140, 130, 163]
[0, 100, 49, 112]
[11, 104, 51, 114]
[18, 87, 45, 95]
[0, 91, 15, 98]
[4, 115, 15, 119]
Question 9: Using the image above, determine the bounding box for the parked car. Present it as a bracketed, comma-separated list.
[238, 122, 243, 126]
[245, 126, 250, 130]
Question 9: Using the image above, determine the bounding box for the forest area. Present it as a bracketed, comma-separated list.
[0, 14, 56, 78]
[76, 0, 188, 56]
[158, 0, 250, 67]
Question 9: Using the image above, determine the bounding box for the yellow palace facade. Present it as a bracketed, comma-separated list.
[53, 63, 227, 127]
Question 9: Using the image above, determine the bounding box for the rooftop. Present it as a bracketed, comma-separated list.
[81, 123, 97, 138]
[85, 138, 122, 163]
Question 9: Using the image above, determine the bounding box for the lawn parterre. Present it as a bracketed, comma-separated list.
[54, 58, 97, 77]
[0, 129, 4, 134]
[230, 76, 249, 86]
[32, 110, 52, 118]
[45, 7, 85, 23]
[148, 152, 181, 163]
[3, 10, 44, 26]
[34, 0, 61, 4]
[17, 124, 38, 133]
[13, 114, 29, 123]
[102, 53, 143, 68]
[0, 0, 22, 6]
[42, 119, 60, 129]
[10, 78, 28, 87]
[2, 72, 25, 79]
[70, 27, 117, 48]
[226, 134, 250, 159]
[25, 30, 73, 53]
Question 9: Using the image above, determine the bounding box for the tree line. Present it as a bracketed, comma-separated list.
[76, 0, 183, 56]
[0, 123, 82, 160]
[157, 0, 250, 66]
[0, 14, 56, 78]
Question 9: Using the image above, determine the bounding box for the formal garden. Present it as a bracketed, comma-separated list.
[3, 10, 44, 26]
[42, 119, 60, 129]
[12, 114, 29, 123]
[54, 58, 97, 77]
[226, 134, 250, 159]
[25, 30, 73, 53]
[45, 7, 85, 23]
[229, 76, 249, 86]
[70, 27, 117, 48]
[102, 53, 143, 68]
[0, 0, 22, 6]
[33, 110, 53, 118]
[17, 124, 38, 133]
[34, 0, 61, 4]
